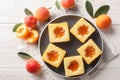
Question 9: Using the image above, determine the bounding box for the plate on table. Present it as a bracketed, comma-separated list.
[38, 14, 103, 78]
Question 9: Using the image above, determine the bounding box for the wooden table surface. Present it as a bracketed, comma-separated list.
[0, 0, 120, 80]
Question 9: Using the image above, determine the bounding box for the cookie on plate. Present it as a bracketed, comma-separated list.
[42, 43, 66, 68]
[48, 22, 70, 43]
[70, 18, 95, 43]
[64, 56, 84, 77]
[77, 39, 102, 64]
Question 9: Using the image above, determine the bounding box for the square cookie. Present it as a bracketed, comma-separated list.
[42, 43, 66, 68]
[64, 56, 84, 77]
[48, 22, 70, 43]
[77, 39, 102, 64]
[70, 18, 95, 43]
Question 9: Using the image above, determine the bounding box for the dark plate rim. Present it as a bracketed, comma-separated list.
[38, 14, 104, 78]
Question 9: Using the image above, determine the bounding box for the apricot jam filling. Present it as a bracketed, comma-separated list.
[47, 50, 59, 62]
[85, 46, 95, 58]
[68, 60, 79, 72]
[78, 25, 89, 36]
[54, 27, 65, 38]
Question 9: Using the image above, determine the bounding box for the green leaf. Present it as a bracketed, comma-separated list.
[18, 52, 33, 59]
[12, 23, 22, 32]
[85, 0, 94, 18]
[48, 7, 52, 9]
[55, 0, 61, 10]
[24, 8, 33, 15]
[94, 5, 110, 18]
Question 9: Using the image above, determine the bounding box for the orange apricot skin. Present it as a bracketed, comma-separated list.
[26, 59, 41, 73]
[96, 14, 112, 30]
[61, 0, 75, 9]
[34, 7, 50, 22]
[25, 30, 39, 43]
[16, 24, 29, 38]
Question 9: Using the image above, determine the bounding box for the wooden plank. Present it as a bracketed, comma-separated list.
[0, 24, 41, 68]
[0, 69, 64, 80]
[0, 0, 120, 24]
[0, 69, 119, 80]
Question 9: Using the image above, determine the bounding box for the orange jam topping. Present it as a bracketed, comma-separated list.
[68, 60, 79, 72]
[47, 50, 59, 62]
[78, 25, 89, 36]
[85, 46, 95, 58]
[54, 27, 65, 38]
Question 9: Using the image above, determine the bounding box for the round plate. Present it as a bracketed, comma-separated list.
[38, 14, 103, 77]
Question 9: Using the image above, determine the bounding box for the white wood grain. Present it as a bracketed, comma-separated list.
[0, 0, 120, 24]
[0, 0, 120, 79]
[0, 24, 41, 68]
[0, 0, 54, 24]
[0, 69, 119, 80]
[91, 69, 120, 80]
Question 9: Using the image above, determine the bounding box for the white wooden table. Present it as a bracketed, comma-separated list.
[0, 0, 120, 80]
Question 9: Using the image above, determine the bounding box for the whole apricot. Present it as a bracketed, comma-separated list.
[96, 14, 112, 30]
[34, 7, 50, 22]
[24, 15, 37, 28]
[61, 0, 75, 9]
[26, 59, 41, 73]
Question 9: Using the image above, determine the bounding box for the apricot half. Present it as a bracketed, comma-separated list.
[25, 30, 39, 43]
[16, 24, 29, 38]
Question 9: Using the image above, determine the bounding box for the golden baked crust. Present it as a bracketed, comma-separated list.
[48, 22, 70, 43]
[70, 18, 95, 43]
[64, 56, 84, 76]
[42, 43, 66, 68]
[77, 39, 102, 64]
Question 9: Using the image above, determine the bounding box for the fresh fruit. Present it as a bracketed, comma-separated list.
[24, 15, 37, 28]
[26, 59, 41, 73]
[61, 0, 75, 9]
[13, 23, 23, 32]
[96, 14, 112, 30]
[16, 24, 29, 38]
[25, 30, 39, 43]
[34, 7, 50, 22]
